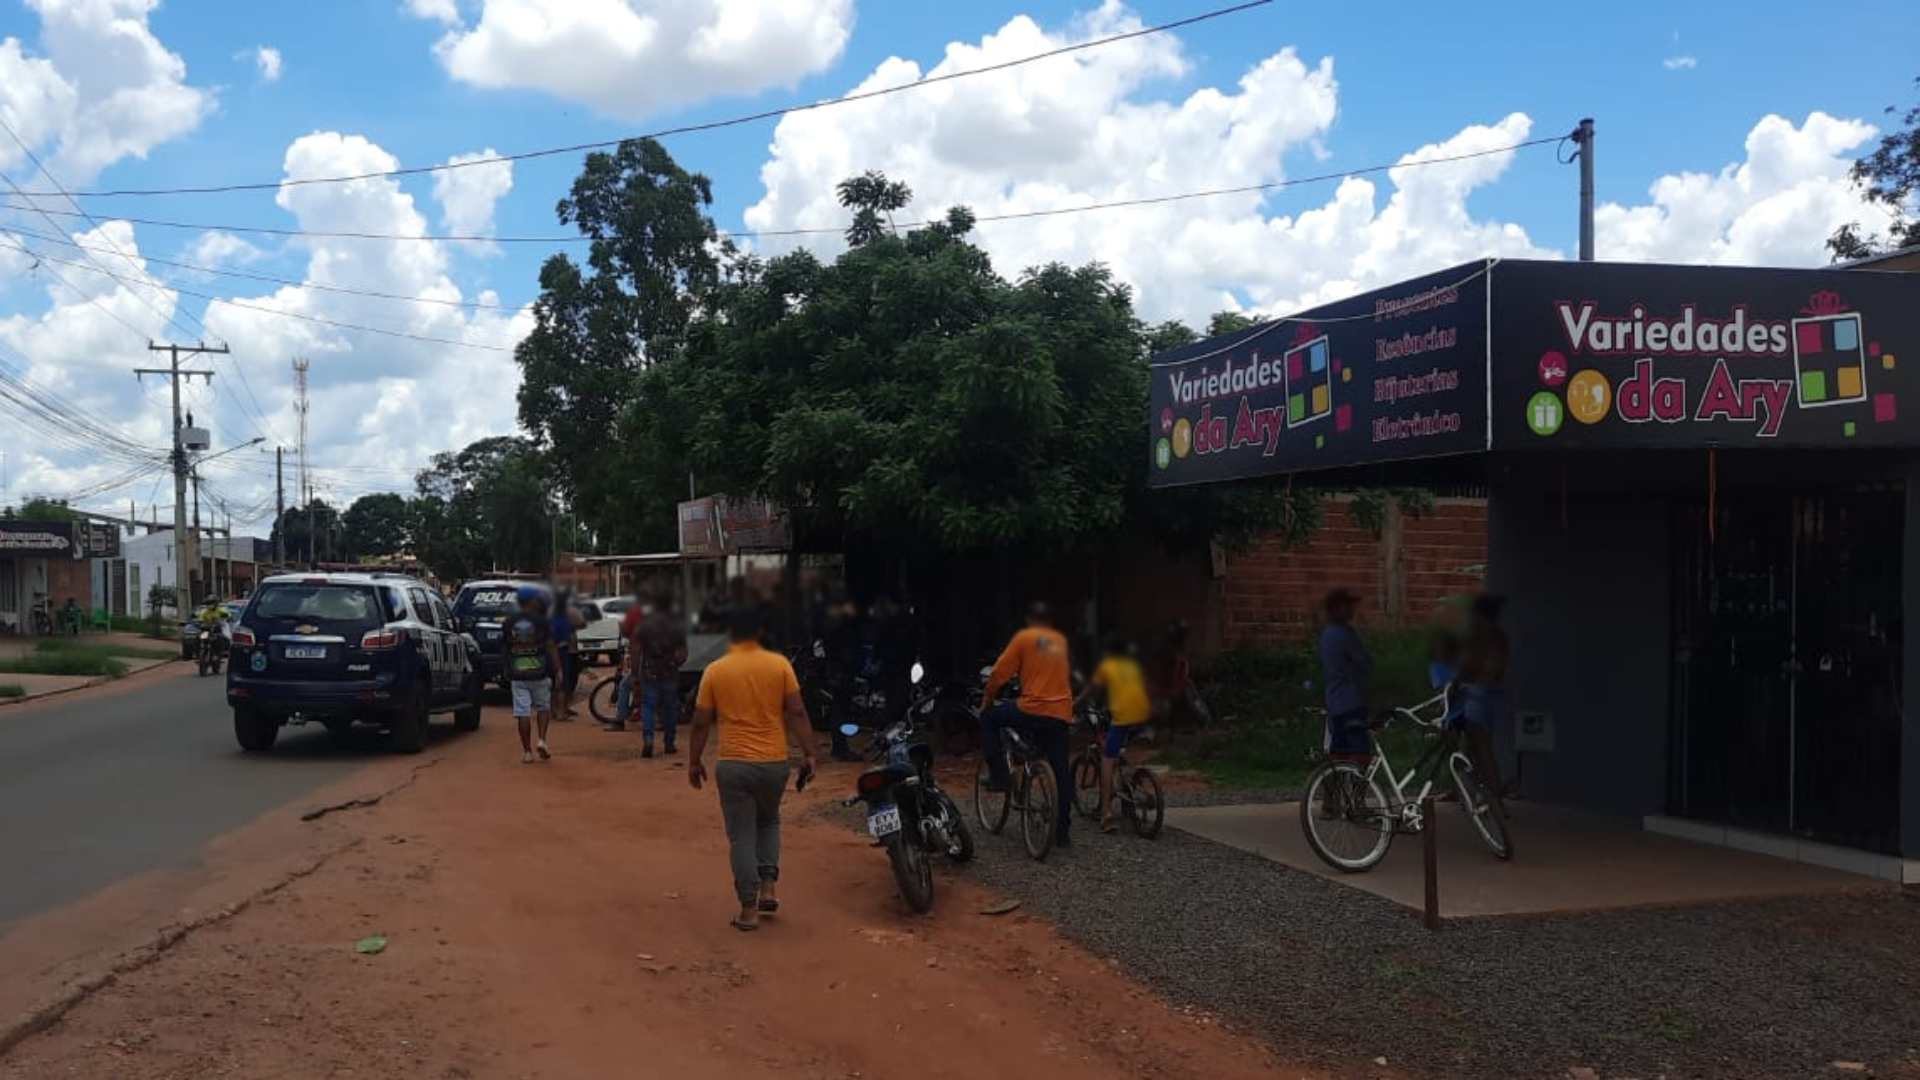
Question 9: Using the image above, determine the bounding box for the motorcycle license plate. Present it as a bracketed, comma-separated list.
[866, 806, 902, 839]
[284, 645, 326, 660]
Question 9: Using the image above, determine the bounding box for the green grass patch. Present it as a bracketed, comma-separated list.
[0, 684, 23, 699]
[33, 638, 177, 662]
[1161, 626, 1449, 794]
[0, 651, 128, 678]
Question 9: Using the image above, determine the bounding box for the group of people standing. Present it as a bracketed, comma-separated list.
[1318, 586, 1512, 810]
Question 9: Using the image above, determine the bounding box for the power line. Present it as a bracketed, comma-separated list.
[0, 135, 1564, 246]
[0, 237, 516, 352]
[12, 1, 1275, 200]
[2, 221, 516, 309]
[0, 118, 213, 346]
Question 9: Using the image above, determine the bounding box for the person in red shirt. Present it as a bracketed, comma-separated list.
[981, 602, 1075, 848]
[603, 598, 650, 733]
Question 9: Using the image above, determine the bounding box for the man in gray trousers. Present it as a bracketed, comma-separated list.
[686, 609, 817, 931]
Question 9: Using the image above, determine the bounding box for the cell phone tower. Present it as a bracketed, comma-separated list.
[292, 357, 310, 509]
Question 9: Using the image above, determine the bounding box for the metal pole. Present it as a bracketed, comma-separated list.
[1422, 794, 1441, 930]
[275, 447, 285, 571]
[1576, 117, 1595, 262]
[190, 468, 201, 604]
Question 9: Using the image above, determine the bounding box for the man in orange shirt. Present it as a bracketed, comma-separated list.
[981, 602, 1075, 848]
[687, 609, 818, 931]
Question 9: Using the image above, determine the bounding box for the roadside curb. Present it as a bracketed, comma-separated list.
[0, 657, 179, 710]
[0, 836, 361, 1059]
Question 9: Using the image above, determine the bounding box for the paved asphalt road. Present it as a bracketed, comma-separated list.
[0, 668, 411, 929]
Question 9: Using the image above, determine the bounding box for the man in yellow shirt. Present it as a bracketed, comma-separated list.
[1079, 634, 1150, 834]
[687, 610, 818, 931]
[981, 602, 1075, 848]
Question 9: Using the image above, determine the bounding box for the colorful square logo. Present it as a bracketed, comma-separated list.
[1283, 334, 1334, 428]
[1792, 312, 1867, 408]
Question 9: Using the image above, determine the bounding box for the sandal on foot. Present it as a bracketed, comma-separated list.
[757, 898, 780, 914]
[730, 915, 759, 932]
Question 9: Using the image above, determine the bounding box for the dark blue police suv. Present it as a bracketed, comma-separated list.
[227, 572, 483, 754]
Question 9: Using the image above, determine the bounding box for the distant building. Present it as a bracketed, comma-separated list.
[0, 519, 116, 631]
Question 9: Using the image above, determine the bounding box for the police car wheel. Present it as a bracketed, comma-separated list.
[234, 707, 278, 752]
[454, 676, 482, 732]
[390, 686, 430, 754]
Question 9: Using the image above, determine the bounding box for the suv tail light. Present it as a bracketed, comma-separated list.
[232, 627, 256, 647]
[361, 628, 404, 650]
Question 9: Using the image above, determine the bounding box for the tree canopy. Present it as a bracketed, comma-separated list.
[270, 500, 343, 564]
[2, 497, 79, 522]
[412, 436, 553, 583]
[1829, 76, 1920, 261]
[341, 493, 413, 558]
[508, 139, 1297, 569]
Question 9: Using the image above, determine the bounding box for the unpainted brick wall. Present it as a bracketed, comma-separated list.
[1222, 497, 1486, 648]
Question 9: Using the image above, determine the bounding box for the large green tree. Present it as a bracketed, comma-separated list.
[2, 496, 79, 521]
[1829, 76, 1920, 261]
[412, 436, 553, 583]
[341, 493, 413, 558]
[271, 500, 343, 564]
[513, 138, 720, 549]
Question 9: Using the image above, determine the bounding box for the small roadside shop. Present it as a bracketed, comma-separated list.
[1150, 258, 1920, 871]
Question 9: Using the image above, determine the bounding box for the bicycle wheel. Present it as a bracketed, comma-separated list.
[1019, 763, 1057, 861]
[1124, 767, 1164, 839]
[588, 676, 620, 725]
[1449, 752, 1513, 860]
[973, 757, 1011, 835]
[1299, 762, 1393, 872]
[1072, 750, 1102, 819]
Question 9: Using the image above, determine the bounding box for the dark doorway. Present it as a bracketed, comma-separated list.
[1669, 484, 1903, 854]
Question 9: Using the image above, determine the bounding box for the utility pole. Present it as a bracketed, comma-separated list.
[136, 342, 226, 618]
[274, 446, 285, 570]
[1574, 117, 1595, 261]
[293, 358, 311, 569]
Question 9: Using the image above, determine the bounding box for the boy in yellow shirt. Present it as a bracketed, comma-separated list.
[1079, 634, 1151, 833]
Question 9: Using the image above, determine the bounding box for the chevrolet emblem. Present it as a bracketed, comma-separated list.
[295, 624, 318, 634]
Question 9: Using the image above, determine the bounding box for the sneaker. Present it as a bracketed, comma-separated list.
[664, 742, 677, 756]
[642, 744, 654, 759]
[521, 750, 534, 764]
[536, 740, 551, 761]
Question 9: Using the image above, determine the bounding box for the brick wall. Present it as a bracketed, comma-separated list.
[1222, 497, 1486, 648]
[45, 556, 93, 611]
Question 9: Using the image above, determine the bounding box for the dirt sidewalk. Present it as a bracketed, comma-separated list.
[1, 700, 1319, 1079]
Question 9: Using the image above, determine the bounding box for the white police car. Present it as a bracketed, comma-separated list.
[226, 572, 482, 754]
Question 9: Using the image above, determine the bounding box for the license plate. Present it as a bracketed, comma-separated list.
[284, 645, 327, 660]
[866, 806, 902, 839]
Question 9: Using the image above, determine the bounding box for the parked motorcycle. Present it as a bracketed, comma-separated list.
[842, 662, 973, 913]
[195, 627, 226, 677]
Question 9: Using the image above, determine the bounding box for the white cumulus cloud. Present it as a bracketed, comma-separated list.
[743, 4, 1885, 327]
[1594, 112, 1880, 266]
[0, 0, 214, 181]
[432, 149, 514, 254]
[417, 0, 855, 119]
[251, 45, 283, 82]
[186, 230, 266, 270]
[1663, 55, 1698, 70]
[404, 0, 460, 24]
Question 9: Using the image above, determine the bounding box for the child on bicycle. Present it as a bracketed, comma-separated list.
[1078, 634, 1151, 834]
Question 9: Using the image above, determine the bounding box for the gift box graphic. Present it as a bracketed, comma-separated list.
[1284, 333, 1334, 427]
[1792, 309, 1867, 408]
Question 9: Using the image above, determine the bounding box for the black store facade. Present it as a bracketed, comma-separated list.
[1150, 258, 1920, 874]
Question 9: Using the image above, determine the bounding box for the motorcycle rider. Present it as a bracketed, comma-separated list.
[194, 598, 231, 659]
[980, 602, 1075, 849]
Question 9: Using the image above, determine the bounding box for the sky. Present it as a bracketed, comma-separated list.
[0, 0, 1912, 536]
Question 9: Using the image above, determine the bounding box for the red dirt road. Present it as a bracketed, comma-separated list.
[2, 691, 1318, 1079]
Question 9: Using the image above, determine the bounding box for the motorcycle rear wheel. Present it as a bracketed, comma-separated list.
[886, 833, 934, 913]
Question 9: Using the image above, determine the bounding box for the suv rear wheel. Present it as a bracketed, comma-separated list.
[453, 674, 482, 732]
[234, 707, 278, 752]
[390, 684, 430, 754]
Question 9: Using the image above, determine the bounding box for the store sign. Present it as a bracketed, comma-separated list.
[1146, 263, 1490, 487]
[0, 521, 74, 555]
[1492, 261, 1919, 449]
[678, 496, 791, 557]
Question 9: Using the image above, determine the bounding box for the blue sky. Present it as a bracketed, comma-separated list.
[0, 0, 1911, 526]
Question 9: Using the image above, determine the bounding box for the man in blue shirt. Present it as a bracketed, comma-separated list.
[1318, 587, 1373, 775]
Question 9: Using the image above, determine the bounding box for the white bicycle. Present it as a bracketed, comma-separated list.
[1299, 686, 1513, 872]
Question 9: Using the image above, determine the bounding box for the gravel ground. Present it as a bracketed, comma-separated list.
[954, 792, 1920, 1080]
